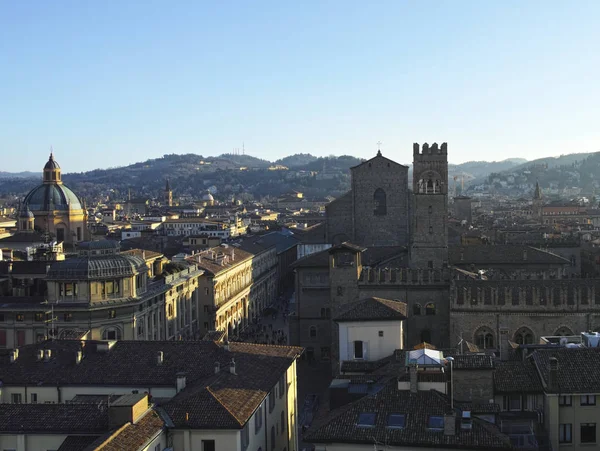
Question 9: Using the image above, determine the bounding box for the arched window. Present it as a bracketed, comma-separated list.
[425, 303, 436, 315]
[374, 188, 387, 216]
[102, 327, 122, 340]
[421, 329, 431, 343]
[425, 179, 433, 193]
[474, 327, 495, 349]
[554, 326, 574, 336]
[413, 303, 421, 316]
[514, 327, 535, 345]
[309, 326, 317, 338]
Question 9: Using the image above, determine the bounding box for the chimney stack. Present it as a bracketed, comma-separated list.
[223, 339, 230, 351]
[409, 364, 418, 393]
[499, 328, 509, 361]
[548, 357, 559, 392]
[229, 358, 236, 375]
[76, 350, 83, 364]
[43, 349, 52, 361]
[444, 412, 456, 436]
[10, 349, 18, 363]
[156, 351, 164, 365]
[176, 372, 187, 393]
[214, 361, 221, 374]
[37, 349, 44, 361]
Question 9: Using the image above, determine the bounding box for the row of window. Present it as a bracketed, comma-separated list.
[560, 422, 596, 444]
[413, 303, 436, 316]
[560, 394, 597, 406]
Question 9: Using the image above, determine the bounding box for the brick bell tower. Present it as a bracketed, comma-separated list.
[411, 142, 449, 269]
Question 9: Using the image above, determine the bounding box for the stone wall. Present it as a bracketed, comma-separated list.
[325, 192, 353, 245]
[350, 155, 409, 247]
[453, 369, 494, 404]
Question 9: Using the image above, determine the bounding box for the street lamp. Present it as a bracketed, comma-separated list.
[446, 356, 455, 410]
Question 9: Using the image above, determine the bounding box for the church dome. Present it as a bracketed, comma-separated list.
[23, 183, 83, 211]
[202, 191, 214, 201]
[18, 205, 35, 218]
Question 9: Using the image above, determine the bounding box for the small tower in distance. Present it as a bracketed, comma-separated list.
[165, 179, 173, 207]
[18, 204, 35, 233]
[533, 180, 543, 222]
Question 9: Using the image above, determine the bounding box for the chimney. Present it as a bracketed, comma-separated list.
[10, 349, 18, 363]
[223, 339, 230, 351]
[444, 412, 456, 436]
[409, 364, 418, 393]
[548, 357, 559, 392]
[156, 351, 164, 365]
[37, 349, 44, 361]
[214, 361, 221, 374]
[176, 372, 187, 393]
[499, 328, 509, 361]
[523, 249, 528, 261]
[44, 349, 52, 361]
[75, 350, 83, 364]
[229, 358, 236, 375]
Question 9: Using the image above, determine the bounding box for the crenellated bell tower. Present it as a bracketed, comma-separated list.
[411, 142, 449, 268]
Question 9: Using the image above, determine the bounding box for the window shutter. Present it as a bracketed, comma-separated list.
[363, 341, 368, 360]
[348, 342, 353, 360]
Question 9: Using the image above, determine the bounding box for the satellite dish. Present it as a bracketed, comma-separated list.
[559, 337, 568, 346]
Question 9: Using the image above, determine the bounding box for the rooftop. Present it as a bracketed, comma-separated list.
[305, 383, 511, 450]
[531, 347, 600, 393]
[335, 297, 407, 322]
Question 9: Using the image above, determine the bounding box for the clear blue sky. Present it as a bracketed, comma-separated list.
[1, 1, 599, 172]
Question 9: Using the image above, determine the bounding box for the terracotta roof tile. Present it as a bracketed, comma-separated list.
[305, 383, 512, 450]
[494, 359, 543, 393]
[335, 297, 407, 322]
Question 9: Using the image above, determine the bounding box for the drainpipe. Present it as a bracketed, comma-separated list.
[264, 401, 268, 451]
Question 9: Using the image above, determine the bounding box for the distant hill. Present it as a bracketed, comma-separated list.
[466, 151, 600, 196]
[217, 153, 270, 168]
[449, 158, 528, 179]
[275, 153, 318, 168]
[0, 171, 38, 179]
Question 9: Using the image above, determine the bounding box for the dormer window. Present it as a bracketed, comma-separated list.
[387, 414, 406, 429]
[357, 412, 376, 428]
[428, 416, 444, 430]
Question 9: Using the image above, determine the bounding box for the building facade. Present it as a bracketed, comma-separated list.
[0, 241, 203, 348]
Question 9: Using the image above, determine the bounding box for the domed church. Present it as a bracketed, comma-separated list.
[21, 152, 87, 245]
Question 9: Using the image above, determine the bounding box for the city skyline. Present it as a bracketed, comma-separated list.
[2, 1, 599, 172]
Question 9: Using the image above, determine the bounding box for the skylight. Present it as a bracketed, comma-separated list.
[428, 415, 445, 430]
[387, 413, 406, 429]
[357, 412, 376, 427]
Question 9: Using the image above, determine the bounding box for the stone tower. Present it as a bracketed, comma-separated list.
[411, 143, 448, 268]
[165, 179, 173, 207]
